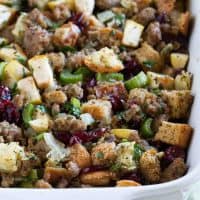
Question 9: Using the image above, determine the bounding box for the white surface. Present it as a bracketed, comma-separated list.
[2, 1, 200, 200]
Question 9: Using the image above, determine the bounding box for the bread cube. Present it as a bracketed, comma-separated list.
[155, 121, 193, 148]
[84, 47, 124, 73]
[75, 0, 94, 15]
[134, 42, 162, 72]
[122, 20, 144, 47]
[3, 60, 30, 88]
[161, 90, 193, 119]
[81, 99, 112, 121]
[179, 11, 190, 36]
[17, 76, 42, 104]
[147, 71, 174, 89]
[155, 0, 176, 14]
[0, 142, 26, 173]
[0, 4, 16, 30]
[28, 55, 54, 89]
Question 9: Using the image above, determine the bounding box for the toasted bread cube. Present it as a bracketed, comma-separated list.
[170, 53, 189, 69]
[179, 11, 190, 36]
[134, 42, 162, 72]
[53, 23, 80, 47]
[84, 47, 124, 73]
[116, 142, 137, 171]
[17, 76, 42, 104]
[12, 13, 27, 42]
[147, 72, 174, 90]
[3, 60, 30, 88]
[0, 5, 16, 30]
[140, 149, 161, 183]
[75, 0, 94, 15]
[155, 0, 176, 14]
[0, 142, 26, 173]
[161, 90, 193, 119]
[0, 43, 27, 63]
[155, 121, 192, 148]
[48, 0, 75, 10]
[44, 90, 67, 104]
[122, 20, 144, 47]
[29, 55, 54, 89]
[81, 99, 112, 121]
[175, 71, 192, 90]
[116, 180, 141, 187]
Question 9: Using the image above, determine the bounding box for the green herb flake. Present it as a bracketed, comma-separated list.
[143, 60, 156, 68]
[133, 143, 145, 161]
[96, 152, 104, 159]
[60, 46, 77, 53]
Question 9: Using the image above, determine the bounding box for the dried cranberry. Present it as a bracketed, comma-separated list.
[82, 78, 97, 100]
[53, 131, 71, 145]
[0, 85, 11, 100]
[156, 13, 169, 24]
[70, 128, 106, 145]
[68, 13, 88, 33]
[162, 146, 185, 167]
[122, 171, 143, 184]
[0, 100, 20, 124]
[81, 166, 107, 174]
[122, 59, 142, 80]
[109, 95, 124, 112]
[149, 140, 169, 151]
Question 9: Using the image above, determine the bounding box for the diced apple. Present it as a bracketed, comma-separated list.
[170, 53, 189, 69]
[122, 20, 144, 47]
[3, 60, 30, 88]
[147, 71, 174, 90]
[0, 43, 27, 63]
[74, 0, 94, 15]
[0, 4, 16, 30]
[28, 55, 54, 89]
[29, 117, 49, 132]
[17, 77, 42, 104]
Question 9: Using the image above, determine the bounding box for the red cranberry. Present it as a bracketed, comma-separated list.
[68, 13, 88, 33]
[0, 85, 11, 100]
[122, 59, 142, 80]
[163, 146, 185, 166]
[156, 13, 170, 24]
[53, 131, 71, 145]
[83, 78, 97, 100]
[81, 166, 107, 174]
[70, 128, 106, 145]
[109, 95, 124, 113]
[0, 100, 20, 124]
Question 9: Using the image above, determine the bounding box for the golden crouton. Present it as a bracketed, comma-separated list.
[116, 180, 141, 187]
[69, 143, 91, 169]
[161, 90, 193, 119]
[81, 99, 112, 121]
[95, 82, 127, 99]
[155, 121, 193, 148]
[135, 0, 152, 10]
[80, 171, 112, 186]
[84, 47, 124, 73]
[91, 142, 117, 166]
[44, 167, 68, 184]
[155, 0, 176, 14]
[134, 42, 162, 72]
[44, 90, 67, 104]
[161, 158, 187, 182]
[139, 149, 161, 183]
[179, 12, 190, 36]
[147, 72, 174, 90]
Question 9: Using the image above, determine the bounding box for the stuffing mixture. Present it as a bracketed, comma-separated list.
[0, 0, 193, 188]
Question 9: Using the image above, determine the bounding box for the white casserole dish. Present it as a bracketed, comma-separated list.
[1, 1, 200, 199]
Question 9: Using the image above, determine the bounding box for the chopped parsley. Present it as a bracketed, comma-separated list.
[143, 60, 156, 68]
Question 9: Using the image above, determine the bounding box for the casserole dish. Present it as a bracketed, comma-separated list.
[0, 0, 199, 199]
